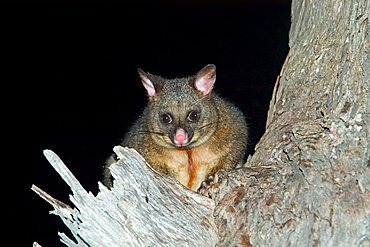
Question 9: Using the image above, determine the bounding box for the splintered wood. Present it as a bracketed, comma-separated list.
[32, 147, 217, 246]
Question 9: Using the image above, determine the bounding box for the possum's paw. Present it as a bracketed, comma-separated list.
[198, 173, 221, 198]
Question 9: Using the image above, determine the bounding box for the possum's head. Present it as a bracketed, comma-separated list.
[138, 64, 219, 149]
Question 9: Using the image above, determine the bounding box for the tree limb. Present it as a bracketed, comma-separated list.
[32, 147, 217, 246]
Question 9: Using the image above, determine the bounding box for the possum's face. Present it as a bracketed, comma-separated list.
[138, 65, 219, 149]
[149, 83, 218, 149]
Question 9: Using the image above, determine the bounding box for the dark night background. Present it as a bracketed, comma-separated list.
[7, 0, 290, 246]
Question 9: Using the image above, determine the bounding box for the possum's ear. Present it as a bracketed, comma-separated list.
[138, 68, 157, 97]
[194, 64, 216, 96]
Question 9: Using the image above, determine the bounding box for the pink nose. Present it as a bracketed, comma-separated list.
[174, 128, 188, 146]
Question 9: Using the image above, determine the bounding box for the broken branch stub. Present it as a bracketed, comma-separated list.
[32, 147, 218, 246]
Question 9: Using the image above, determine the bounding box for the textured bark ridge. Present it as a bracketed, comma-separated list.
[33, 0, 369, 246]
[214, 0, 370, 246]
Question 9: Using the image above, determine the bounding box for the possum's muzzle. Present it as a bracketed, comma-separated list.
[169, 127, 194, 147]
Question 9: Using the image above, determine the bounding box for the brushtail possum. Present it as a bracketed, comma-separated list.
[104, 64, 248, 191]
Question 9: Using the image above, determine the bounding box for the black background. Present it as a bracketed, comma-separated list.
[7, 0, 291, 246]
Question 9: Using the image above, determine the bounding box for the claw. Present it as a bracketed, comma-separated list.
[198, 173, 221, 197]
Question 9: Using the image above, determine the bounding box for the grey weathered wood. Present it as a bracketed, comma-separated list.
[32, 148, 217, 246]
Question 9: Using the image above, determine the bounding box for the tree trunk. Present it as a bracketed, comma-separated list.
[33, 0, 370, 246]
[215, 0, 370, 245]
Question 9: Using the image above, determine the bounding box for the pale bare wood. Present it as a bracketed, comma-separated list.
[32, 147, 217, 246]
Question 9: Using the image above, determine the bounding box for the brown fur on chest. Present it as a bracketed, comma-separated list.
[148, 145, 222, 191]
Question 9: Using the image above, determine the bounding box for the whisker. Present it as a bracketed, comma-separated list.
[139, 130, 166, 136]
[197, 121, 219, 131]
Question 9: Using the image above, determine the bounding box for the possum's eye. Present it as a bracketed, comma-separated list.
[187, 110, 200, 122]
[161, 113, 173, 124]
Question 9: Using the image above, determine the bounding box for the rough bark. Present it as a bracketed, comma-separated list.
[33, 0, 370, 246]
[215, 0, 370, 246]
